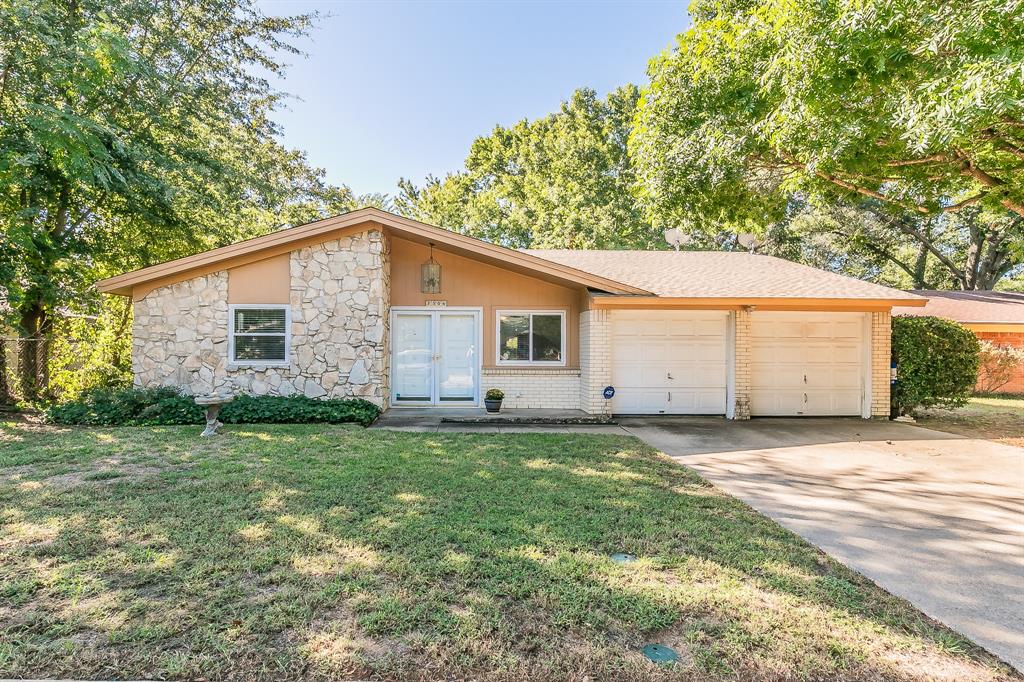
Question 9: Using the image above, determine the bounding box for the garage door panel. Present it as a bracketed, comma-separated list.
[832, 321, 862, 338]
[751, 312, 866, 417]
[803, 390, 861, 415]
[636, 320, 668, 336]
[611, 311, 727, 415]
[667, 319, 696, 336]
[692, 364, 728, 386]
[803, 345, 837, 363]
[695, 319, 725, 336]
[751, 390, 805, 415]
[825, 366, 862, 389]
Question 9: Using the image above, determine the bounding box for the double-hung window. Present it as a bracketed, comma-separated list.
[229, 304, 290, 365]
[497, 311, 565, 365]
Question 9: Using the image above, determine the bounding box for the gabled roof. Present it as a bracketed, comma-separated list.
[96, 208, 650, 297]
[892, 290, 1024, 324]
[525, 250, 926, 304]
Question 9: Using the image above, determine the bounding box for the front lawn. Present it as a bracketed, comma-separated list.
[0, 423, 1015, 680]
[916, 396, 1024, 447]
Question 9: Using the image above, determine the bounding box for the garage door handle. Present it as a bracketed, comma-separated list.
[668, 391, 672, 402]
[667, 372, 673, 380]
[803, 392, 807, 403]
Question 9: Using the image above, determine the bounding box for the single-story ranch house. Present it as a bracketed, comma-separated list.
[97, 208, 926, 419]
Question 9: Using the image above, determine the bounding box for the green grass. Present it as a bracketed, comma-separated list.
[916, 396, 1024, 446]
[0, 422, 1015, 681]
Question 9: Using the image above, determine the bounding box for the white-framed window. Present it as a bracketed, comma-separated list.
[496, 310, 566, 365]
[228, 304, 291, 365]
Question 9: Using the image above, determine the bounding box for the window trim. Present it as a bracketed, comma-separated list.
[495, 310, 567, 366]
[228, 303, 291, 367]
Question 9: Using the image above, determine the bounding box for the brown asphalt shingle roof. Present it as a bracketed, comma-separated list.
[525, 250, 922, 301]
[891, 290, 1024, 324]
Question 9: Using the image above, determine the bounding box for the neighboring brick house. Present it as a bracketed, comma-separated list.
[98, 208, 925, 419]
[893, 290, 1024, 394]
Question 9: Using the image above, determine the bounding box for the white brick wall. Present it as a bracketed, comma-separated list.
[481, 368, 580, 409]
[732, 308, 752, 420]
[871, 311, 892, 417]
[579, 309, 612, 415]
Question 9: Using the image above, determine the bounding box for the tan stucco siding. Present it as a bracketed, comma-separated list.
[390, 237, 583, 368]
[227, 254, 290, 304]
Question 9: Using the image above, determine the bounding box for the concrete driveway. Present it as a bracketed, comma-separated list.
[622, 417, 1024, 671]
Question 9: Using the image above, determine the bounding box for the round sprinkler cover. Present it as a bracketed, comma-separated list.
[609, 552, 637, 563]
[642, 643, 679, 665]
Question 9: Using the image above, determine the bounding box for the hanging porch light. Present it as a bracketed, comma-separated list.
[421, 242, 441, 294]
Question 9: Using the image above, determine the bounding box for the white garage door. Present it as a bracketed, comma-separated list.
[611, 310, 728, 414]
[750, 312, 866, 416]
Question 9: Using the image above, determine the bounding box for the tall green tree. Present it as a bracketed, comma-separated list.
[631, 0, 1024, 286]
[0, 0, 355, 397]
[397, 86, 661, 249]
[766, 201, 1023, 290]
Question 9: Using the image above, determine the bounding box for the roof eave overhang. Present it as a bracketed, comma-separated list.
[590, 295, 928, 311]
[95, 208, 650, 297]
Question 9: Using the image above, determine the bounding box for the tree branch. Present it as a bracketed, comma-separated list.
[982, 129, 1024, 161]
[868, 208, 969, 287]
[886, 154, 953, 167]
[939, 193, 987, 213]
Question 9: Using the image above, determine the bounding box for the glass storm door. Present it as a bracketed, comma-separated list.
[392, 310, 479, 405]
[437, 313, 476, 402]
[392, 313, 433, 403]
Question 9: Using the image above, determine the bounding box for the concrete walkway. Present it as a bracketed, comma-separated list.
[621, 417, 1024, 671]
[370, 408, 629, 434]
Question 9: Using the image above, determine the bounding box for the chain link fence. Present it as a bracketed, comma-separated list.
[0, 337, 49, 403]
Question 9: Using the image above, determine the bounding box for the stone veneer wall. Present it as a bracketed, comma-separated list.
[132, 230, 390, 406]
[481, 368, 580, 409]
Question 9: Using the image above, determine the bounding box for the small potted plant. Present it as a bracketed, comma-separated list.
[484, 388, 504, 413]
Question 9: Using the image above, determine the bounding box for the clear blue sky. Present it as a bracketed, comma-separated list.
[258, 1, 688, 196]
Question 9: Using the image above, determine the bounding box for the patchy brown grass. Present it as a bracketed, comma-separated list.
[0, 422, 1018, 681]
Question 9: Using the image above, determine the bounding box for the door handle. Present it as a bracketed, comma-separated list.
[668, 391, 672, 402]
[803, 392, 807, 403]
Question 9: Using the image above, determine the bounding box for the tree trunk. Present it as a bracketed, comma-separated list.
[17, 298, 51, 400]
[0, 338, 10, 405]
[911, 241, 930, 288]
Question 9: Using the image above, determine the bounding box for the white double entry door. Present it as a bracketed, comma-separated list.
[391, 308, 481, 406]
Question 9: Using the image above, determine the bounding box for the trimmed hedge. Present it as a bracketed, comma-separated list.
[891, 315, 980, 415]
[45, 387, 381, 427]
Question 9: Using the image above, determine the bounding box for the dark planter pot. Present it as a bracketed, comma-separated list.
[484, 399, 502, 413]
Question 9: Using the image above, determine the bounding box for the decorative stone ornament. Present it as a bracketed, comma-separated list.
[194, 393, 234, 437]
[421, 242, 441, 294]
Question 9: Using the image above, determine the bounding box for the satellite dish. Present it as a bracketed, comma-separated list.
[663, 227, 692, 251]
[663, 228, 681, 250]
[737, 233, 764, 252]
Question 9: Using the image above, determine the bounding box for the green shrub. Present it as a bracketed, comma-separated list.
[46, 387, 202, 426]
[891, 316, 980, 415]
[219, 394, 380, 426]
[46, 387, 380, 427]
[484, 388, 504, 401]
